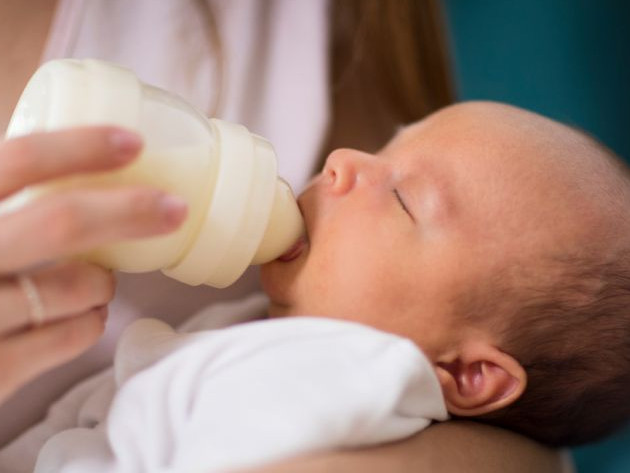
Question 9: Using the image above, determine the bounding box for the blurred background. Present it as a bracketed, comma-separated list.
[440, 1, 630, 472]
[442, 0, 630, 160]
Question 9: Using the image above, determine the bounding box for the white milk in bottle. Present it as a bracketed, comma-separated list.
[3, 59, 304, 288]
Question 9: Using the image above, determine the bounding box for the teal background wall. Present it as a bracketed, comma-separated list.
[441, 1, 630, 472]
[442, 0, 630, 160]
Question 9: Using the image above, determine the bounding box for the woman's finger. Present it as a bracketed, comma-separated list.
[0, 261, 115, 336]
[0, 126, 142, 199]
[0, 186, 187, 273]
[0, 308, 106, 403]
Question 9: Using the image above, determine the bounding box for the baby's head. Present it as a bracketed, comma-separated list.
[261, 101, 630, 446]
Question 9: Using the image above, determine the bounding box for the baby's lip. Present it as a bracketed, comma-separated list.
[278, 235, 307, 262]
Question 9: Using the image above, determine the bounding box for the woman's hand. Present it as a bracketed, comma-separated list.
[0, 126, 187, 403]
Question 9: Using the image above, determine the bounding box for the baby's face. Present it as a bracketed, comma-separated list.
[261, 101, 612, 357]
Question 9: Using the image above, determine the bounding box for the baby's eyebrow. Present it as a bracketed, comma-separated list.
[404, 165, 458, 229]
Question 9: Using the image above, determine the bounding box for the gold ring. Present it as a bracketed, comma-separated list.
[17, 274, 45, 326]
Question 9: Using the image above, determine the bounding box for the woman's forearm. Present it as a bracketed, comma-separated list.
[244, 421, 567, 473]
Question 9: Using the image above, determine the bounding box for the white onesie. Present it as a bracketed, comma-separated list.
[17, 296, 448, 473]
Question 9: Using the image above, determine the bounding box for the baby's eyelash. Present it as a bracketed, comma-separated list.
[393, 189, 415, 222]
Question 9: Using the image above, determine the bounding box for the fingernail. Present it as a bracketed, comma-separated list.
[110, 129, 143, 161]
[159, 195, 188, 226]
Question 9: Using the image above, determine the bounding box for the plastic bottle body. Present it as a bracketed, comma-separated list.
[3, 59, 304, 287]
[82, 143, 219, 271]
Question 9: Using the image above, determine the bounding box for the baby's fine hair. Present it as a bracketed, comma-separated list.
[463, 136, 630, 447]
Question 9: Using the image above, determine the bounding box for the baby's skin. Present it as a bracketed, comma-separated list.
[261, 101, 630, 418]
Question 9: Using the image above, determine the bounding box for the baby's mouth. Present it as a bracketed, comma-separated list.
[277, 193, 310, 262]
[278, 235, 308, 262]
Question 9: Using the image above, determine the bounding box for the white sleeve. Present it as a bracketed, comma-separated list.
[0, 367, 115, 473]
[35, 317, 448, 473]
[0, 293, 268, 473]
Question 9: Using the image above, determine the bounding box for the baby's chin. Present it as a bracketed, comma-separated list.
[259, 270, 300, 319]
[259, 260, 295, 317]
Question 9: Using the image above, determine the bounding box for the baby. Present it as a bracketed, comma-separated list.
[262, 100, 630, 447]
[7, 101, 630, 473]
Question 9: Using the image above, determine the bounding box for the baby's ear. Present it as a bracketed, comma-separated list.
[434, 342, 526, 417]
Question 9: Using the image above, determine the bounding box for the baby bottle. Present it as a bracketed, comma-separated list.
[4, 59, 304, 287]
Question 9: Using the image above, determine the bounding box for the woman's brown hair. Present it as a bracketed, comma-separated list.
[196, 0, 455, 170]
[323, 0, 456, 165]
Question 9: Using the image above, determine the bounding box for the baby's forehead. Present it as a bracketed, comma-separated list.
[399, 102, 552, 143]
[394, 102, 613, 183]
[396, 102, 624, 240]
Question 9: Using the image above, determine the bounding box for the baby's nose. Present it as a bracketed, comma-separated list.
[323, 149, 361, 195]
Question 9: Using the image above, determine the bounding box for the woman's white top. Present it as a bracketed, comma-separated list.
[0, 0, 330, 446]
